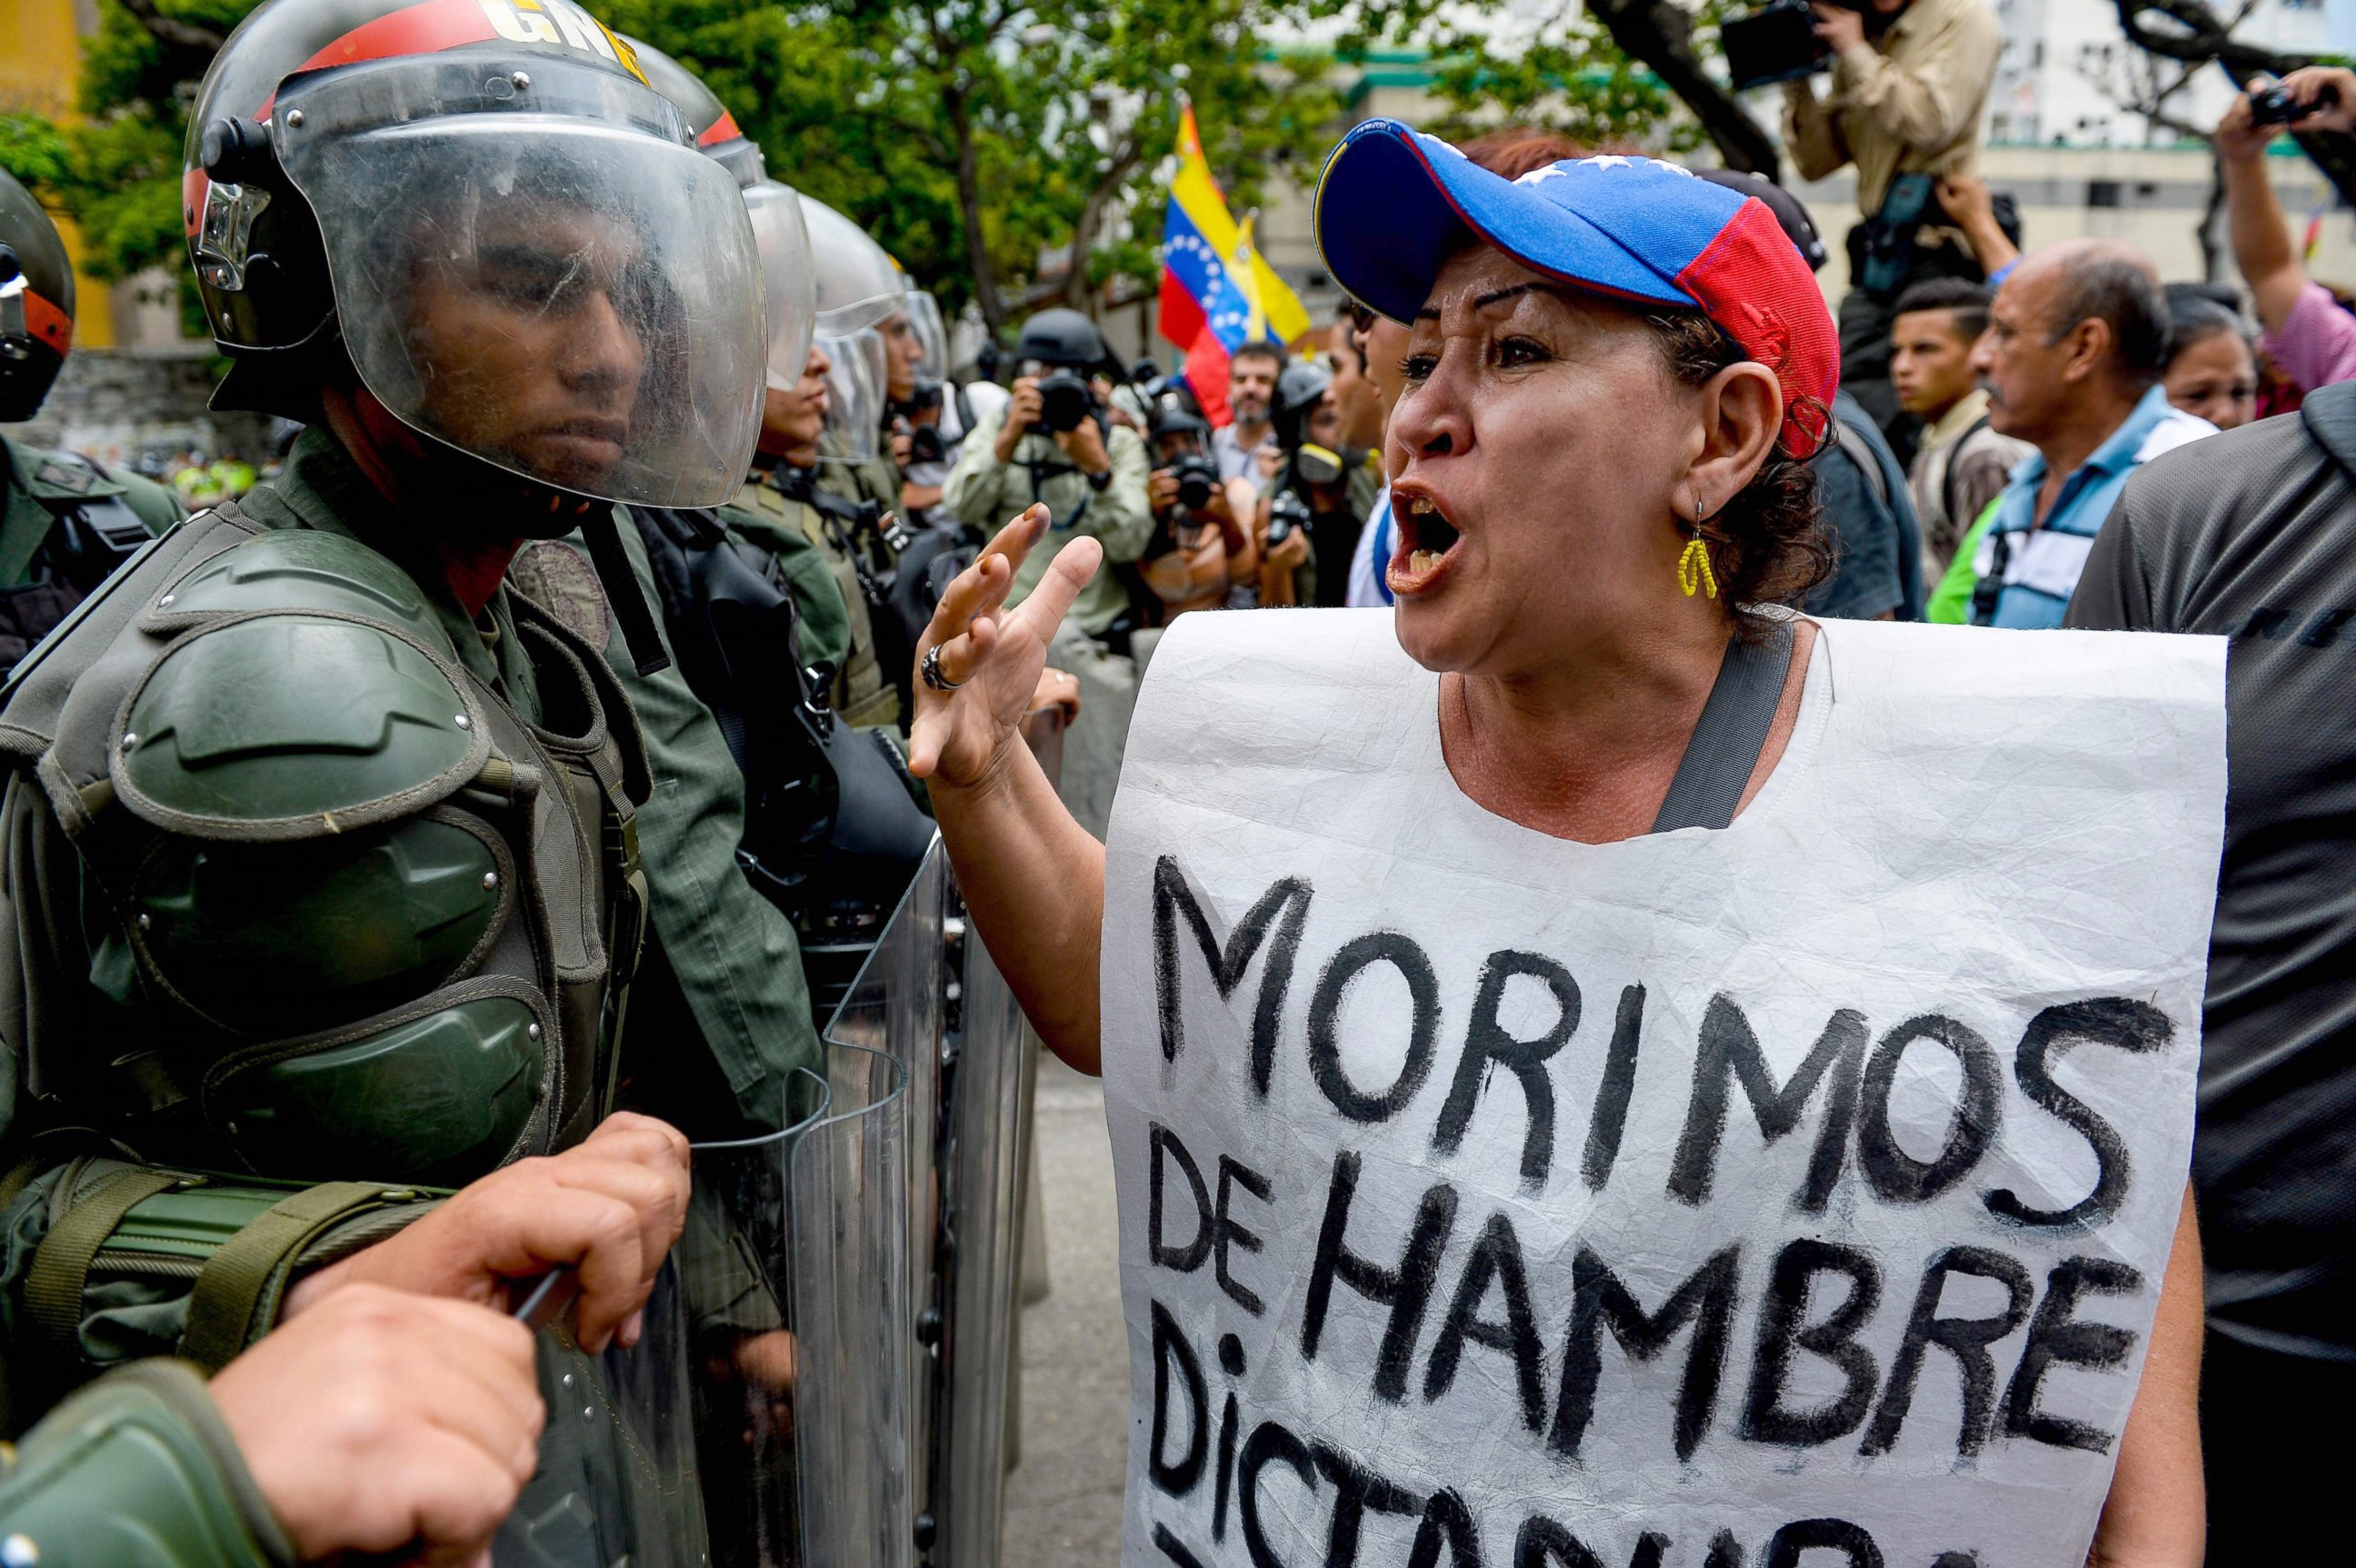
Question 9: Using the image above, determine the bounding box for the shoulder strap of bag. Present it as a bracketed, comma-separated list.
[1832, 418, 1892, 510]
[1940, 414, 1992, 527]
[1651, 620, 1797, 834]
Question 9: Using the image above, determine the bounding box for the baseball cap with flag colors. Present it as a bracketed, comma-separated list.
[1313, 119, 1838, 458]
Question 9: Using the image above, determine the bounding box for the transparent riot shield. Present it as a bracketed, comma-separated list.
[823, 844, 947, 1555]
[494, 1253, 711, 1568]
[814, 834, 1040, 1568]
[928, 885, 1034, 1568]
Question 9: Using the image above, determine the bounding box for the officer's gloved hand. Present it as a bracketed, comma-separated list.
[210, 1283, 544, 1567]
[284, 1113, 692, 1353]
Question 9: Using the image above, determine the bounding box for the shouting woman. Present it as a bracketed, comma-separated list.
[909, 122, 2217, 1568]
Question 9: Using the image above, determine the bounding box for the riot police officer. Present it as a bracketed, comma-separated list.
[0, 166, 183, 674]
[0, 0, 739, 1450]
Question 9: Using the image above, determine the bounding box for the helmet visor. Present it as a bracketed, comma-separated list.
[273, 56, 763, 508]
[904, 289, 951, 379]
[800, 195, 904, 339]
[744, 181, 817, 393]
[818, 328, 885, 463]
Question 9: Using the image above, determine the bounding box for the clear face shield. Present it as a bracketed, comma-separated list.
[801, 193, 905, 340]
[271, 54, 764, 508]
[904, 289, 951, 381]
[818, 326, 887, 463]
[744, 180, 818, 394]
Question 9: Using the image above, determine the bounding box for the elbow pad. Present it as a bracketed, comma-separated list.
[0, 1360, 294, 1568]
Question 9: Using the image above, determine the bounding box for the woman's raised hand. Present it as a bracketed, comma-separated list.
[909, 504, 1102, 790]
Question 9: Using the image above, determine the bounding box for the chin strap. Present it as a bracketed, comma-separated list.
[578, 504, 674, 677]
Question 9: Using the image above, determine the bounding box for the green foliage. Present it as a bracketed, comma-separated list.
[3, 1, 262, 282]
[604, 0, 1340, 328]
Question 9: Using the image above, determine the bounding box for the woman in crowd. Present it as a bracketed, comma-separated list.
[906, 123, 2207, 1565]
[2161, 294, 2260, 432]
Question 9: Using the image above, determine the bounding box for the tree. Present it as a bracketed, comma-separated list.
[606, 0, 1341, 334]
[1321, 0, 1774, 175]
[1, 1, 255, 286]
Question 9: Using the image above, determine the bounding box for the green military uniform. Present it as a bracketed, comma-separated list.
[942, 404, 1153, 636]
[730, 461, 900, 727]
[0, 1360, 294, 1568]
[0, 429, 647, 1413]
[1, 432, 185, 672]
[815, 433, 903, 518]
[507, 512, 823, 1136]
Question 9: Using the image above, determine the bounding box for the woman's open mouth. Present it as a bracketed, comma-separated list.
[1387, 489, 1463, 595]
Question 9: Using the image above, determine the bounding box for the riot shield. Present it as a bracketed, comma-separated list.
[688, 1040, 912, 1568]
[822, 844, 947, 1554]
[928, 887, 1033, 1568]
[494, 1248, 713, 1568]
[821, 835, 1038, 1568]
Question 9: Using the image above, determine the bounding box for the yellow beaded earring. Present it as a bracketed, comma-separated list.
[1678, 483, 1719, 600]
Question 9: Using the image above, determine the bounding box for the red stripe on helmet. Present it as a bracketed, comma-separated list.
[20, 287, 71, 357]
[255, 0, 504, 118]
[699, 108, 743, 147]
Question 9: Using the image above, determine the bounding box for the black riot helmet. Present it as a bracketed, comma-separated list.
[1270, 359, 1332, 453]
[182, 0, 764, 510]
[1014, 307, 1108, 373]
[0, 166, 75, 424]
[1272, 358, 1349, 487]
[624, 35, 766, 188]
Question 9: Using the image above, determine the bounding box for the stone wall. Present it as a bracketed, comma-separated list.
[0, 345, 281, 473]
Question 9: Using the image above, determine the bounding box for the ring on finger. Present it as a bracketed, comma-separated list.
[922, 644, 965, 693]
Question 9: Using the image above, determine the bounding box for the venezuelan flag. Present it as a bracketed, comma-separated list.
[1158, 102, 1310, 423]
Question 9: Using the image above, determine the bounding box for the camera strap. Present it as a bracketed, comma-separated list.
[1022, 447, 1091, 532]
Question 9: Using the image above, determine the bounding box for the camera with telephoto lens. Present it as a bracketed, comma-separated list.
[1266, 488, 1313, 548]
[2249, 74, 2337, 127]
[1721, 0, 1877, 93]
[1033, 367, 1093, 434]
[1170, 453, 1221, 513]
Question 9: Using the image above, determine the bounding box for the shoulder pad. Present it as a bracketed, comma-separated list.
[113, 468, 187, 534]
[150, 529, 454, 654]
[114, 609, 488, 841]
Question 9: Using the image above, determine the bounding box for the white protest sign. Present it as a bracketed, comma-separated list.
[1100, 612, 2224, 1568]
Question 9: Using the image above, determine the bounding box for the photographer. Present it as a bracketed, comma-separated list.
[2220, 66, 2356, 394]
[1782, 0, 2002, 432]
[943, 306, 1152, 834]
[1136, 383, 1259, 623]
[943, 307, 1153, 635]
[1258, 360, 1380, 607]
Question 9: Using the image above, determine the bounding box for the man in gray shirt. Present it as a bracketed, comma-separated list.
[2065, 380, 2356, 1566]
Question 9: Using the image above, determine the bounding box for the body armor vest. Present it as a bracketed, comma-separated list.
[0, 503, 650, 1186]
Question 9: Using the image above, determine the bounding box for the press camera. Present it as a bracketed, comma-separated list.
[1032, 368, 1094, 434]
[1721, 0, 1880, 94]
[2249, 73, 2340, 127]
